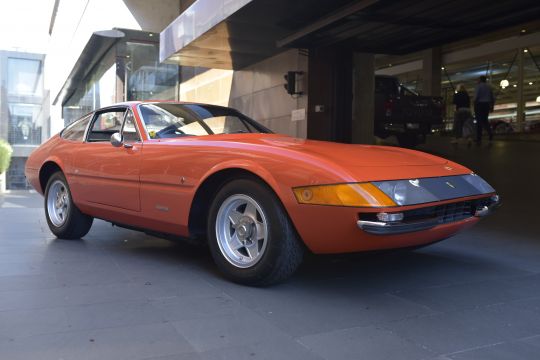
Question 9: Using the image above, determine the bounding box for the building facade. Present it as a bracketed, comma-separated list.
[0, 50, 49, 189]
[48, 0, 540, 145]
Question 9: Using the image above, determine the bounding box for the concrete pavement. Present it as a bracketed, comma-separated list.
[0, 138, 539, 360]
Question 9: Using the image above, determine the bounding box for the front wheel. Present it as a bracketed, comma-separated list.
[44, 172, 93, 239]
[207, 179, 304, 286]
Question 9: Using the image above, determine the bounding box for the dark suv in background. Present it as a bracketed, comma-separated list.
[374, 75, 444, 147]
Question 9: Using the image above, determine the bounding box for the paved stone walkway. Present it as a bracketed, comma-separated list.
[0, 138, 539, 359]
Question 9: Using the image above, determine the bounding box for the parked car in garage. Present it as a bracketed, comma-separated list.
[490, 117, 540, 134]
[25, 102, 499, 285]
[375, 75, 445, 147]
[489, 102, 540, 134]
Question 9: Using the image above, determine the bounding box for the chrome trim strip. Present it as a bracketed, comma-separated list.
[357, 218, 439, 235]
[474, 206, 490, 217]
[358, 195, 500, 235]
[357, 220, 389, 228]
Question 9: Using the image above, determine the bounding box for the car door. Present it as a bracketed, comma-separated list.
[70, 107, 142, 212]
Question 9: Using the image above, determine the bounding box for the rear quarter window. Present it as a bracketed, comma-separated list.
[61, 114, 92, 141]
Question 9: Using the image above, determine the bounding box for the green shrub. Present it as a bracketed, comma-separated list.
[0, 139, 13, 174]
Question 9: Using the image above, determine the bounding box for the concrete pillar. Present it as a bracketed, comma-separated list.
[516, 48, 525, 127]
[352, 53, 375, 145]
[422, 47, 442, 96]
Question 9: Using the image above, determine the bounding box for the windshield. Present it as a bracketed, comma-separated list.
[139, 103, 270, 139]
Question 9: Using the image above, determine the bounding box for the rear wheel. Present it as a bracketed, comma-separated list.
[44, 172, 93, 239]
[207, 179, 304, 286]
[494, 122, 511, 134]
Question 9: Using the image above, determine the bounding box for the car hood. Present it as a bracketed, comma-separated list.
[258, 136, 447, 167]
[157, 133, 469, 183]
[180, 133, 447, 167]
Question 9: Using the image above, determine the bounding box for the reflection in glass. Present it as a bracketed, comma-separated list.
[8, 104, 42, 145]
[7, 58, 43, 96]
[139, 103, 268, 138]
[126, 42, 178, 101]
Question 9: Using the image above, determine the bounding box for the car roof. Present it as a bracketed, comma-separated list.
[101, 100, 229, 109]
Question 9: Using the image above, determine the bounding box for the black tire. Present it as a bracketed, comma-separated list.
[494, 122, 511, 135]
[207, 179, 304, 286]
[44, 171, 93, 239]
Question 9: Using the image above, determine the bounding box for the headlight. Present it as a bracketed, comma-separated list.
[374, 179, 438, 206]
[293, 183, 397, 207]
[294, 174, 496, 208]
[372, 174, 495, 206]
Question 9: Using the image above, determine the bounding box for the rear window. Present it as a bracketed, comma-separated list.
[61, 114, 92, 141]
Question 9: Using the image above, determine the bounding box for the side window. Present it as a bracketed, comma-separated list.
[121, 111, 140, 142]
[87, 110, 125, 142]
[61, 114, 92, 141]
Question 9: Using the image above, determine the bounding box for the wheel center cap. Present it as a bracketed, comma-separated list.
[237, 217, 253, 239]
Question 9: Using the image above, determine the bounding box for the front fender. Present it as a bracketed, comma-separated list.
[199, 159, 286, 204]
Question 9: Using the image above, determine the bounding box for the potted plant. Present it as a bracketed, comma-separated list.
[0, 139, 13, 193]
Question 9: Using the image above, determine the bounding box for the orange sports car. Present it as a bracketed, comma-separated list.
[25, 102, 499, 285]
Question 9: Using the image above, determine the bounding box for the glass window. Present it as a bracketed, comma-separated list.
[203, 116, 256, 134]
[443, 51, 518, 132]
[7, 58, 43, 96]
[87, 110, 125, 142]
[62, 50, 116, 126]
[6, 157, 31, 190]
[139, 103, 268, 139]
[8, 103, 42, 145]
[125, 42, 178, 101]
[61, 114, 92, 141]
[121, 111, 140, 142]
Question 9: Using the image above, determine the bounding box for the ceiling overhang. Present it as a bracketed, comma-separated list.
[53, 29, 125, 106]
[160, 0, 540, 70]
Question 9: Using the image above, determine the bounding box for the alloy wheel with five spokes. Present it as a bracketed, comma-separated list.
[47, 179, 71, 227]
[207, 178, 304, 286]
[216, 194, 268, 268]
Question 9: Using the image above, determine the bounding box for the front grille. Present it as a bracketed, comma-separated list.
[403, 198, 492, 225]
[359, 197, 493, 226]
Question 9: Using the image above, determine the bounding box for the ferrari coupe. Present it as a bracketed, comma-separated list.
[25, 102, 499, 285]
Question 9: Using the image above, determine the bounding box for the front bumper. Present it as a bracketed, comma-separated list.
[357, 195, 500, 235]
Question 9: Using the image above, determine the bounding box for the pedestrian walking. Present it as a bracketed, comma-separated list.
[452, 84, 473, 145]
[474, 76, 495, 145]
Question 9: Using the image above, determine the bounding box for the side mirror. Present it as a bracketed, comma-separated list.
[110, 132, 123, 147]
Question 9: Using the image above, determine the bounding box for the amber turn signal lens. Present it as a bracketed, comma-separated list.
[293, 183, 397, 207]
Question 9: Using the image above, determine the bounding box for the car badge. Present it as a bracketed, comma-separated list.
[409, 179, 420, 187]
[446, 181, 455, 189]
[444, 166, 453, 171]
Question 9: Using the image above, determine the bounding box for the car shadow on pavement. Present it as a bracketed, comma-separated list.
[43, 221, 515, 294]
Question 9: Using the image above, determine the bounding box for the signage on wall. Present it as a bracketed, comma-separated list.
[291, 108, 306, 122]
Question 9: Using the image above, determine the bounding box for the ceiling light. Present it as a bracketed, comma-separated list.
[513, 84, 517, 88]
[537, 95, 540, 103]
[149, 33, 154, 37]
[529, 82, 534, 85]
[521, 29, 527, 33]
[524, 49, 529, 53]
[441, 66, 445, 70]
[500, 79, 509, 88]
